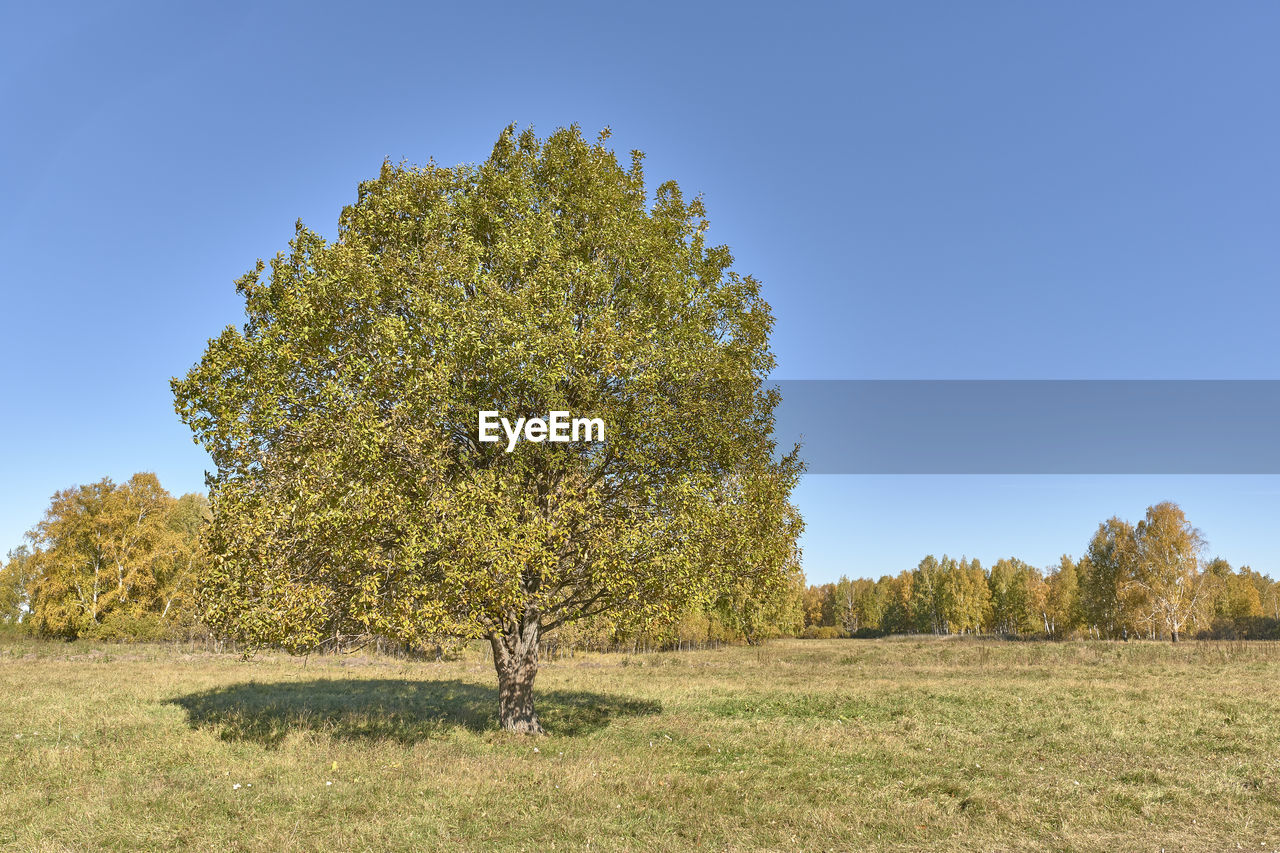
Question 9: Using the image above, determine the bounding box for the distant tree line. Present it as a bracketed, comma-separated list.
[4, 486, 1276, 647]
[800, 502, 1280, 642]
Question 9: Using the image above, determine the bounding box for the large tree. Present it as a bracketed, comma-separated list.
[1130, 501, 1206, 642]
[985, 558, 1044, 636]
[1043, 555, 1080, 637]
[910, 555, 946, 634]
[1079, 517, 1137, 639]
[173, 125, 802, 733]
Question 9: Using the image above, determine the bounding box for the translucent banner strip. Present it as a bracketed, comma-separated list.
[769, 381, 1280, 473]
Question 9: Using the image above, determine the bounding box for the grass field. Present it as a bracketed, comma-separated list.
[2, 636, 1279, 852]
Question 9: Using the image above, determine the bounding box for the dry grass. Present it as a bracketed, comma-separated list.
[2, 636, 1279, 851]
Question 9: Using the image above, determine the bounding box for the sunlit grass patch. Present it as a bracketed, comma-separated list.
[2, 637, 1279, 851]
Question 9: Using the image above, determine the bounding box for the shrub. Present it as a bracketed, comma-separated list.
[1198, 616, 1280, 640]
[84, 612, 168, 643]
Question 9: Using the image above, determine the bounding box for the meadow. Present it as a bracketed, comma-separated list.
[2, 636, 1278, 852]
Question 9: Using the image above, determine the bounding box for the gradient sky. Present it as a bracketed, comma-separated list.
[3, 1, 1279, 583]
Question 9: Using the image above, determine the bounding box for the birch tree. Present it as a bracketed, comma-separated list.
[1131, 501, 1206, 642]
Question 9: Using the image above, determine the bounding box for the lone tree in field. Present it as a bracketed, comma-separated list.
[173, 125, 803, 733]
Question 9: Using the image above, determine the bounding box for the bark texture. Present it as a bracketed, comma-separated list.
[491, 619, 543, 734]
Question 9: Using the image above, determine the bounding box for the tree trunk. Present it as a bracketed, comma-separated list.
[491, 620, 544, 735]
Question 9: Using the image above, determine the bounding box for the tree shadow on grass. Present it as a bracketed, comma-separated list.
[168, 678, 661, 746]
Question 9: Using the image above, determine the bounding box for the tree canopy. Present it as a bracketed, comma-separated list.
[173, 125, 803, 732]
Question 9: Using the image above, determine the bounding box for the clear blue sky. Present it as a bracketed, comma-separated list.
[3, 1, 1279, 583]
